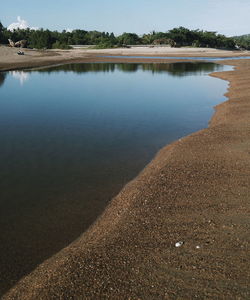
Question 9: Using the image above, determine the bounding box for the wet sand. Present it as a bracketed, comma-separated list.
[1, 46, 250, 299]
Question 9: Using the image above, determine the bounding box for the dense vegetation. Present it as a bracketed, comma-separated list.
[0, 21, 247, 50]
[233, 34, 250, 50]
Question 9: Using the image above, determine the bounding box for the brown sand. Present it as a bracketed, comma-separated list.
[1, 47, 250, 299]
[1, 45, 250, 71]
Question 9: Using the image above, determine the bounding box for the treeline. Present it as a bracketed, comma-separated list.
[0, 21, 246, 50]
[233, 34, 250, 50]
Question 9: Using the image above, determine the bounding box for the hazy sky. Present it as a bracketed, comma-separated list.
[1, 0, 249, 36]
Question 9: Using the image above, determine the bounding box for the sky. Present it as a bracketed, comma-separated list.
[1, 0, 249, 36]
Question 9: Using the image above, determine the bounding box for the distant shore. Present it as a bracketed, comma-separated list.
[0, 45, 250, 71]
[1, 46, 250, 299]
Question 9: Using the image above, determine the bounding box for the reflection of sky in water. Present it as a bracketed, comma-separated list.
[10, 71, 29, 85]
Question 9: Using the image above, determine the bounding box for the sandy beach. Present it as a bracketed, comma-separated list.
[1, 46, 250, 299]
[0, 45, 250, 71]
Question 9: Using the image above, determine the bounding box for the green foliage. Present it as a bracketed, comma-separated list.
[94, 42, 116, 49]
[0, 21, 6, 43]
[0, 21, 237, 50]
[233, 34, 250, 50]
[28, 29, 54, 49]
[141, 27, 236, 49]
[0, 21, 4, 34]
[117, 33, 141, 45]
[52, 40, 72, 49]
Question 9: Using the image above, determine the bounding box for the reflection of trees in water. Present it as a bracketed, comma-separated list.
[142, 62, 223, 76]
[0, 72, 6, 87]
[35, 62, 223, 77]
[0, 62, 223, 88]
[37, 63, 116, 73]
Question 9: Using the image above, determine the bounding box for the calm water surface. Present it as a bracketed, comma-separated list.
[0, 62, 231, 294]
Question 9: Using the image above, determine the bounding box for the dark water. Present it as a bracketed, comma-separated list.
[0, 62, 231, 294]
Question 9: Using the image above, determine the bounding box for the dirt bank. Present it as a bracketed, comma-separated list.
[2, 56, 249, 299]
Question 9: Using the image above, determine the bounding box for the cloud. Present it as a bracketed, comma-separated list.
[7, 16, 38, 31]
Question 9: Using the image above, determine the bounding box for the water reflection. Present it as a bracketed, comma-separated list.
[10, 71, 30, 85]
[0, 72, 6, 86]
[0, 63, 225, 90]
[35, 62, 224, 77]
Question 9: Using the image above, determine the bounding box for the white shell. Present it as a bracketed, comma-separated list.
[175, 241, 184, 247]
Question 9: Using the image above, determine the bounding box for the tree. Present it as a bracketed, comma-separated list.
[118, 33, 141, 45]
[0, 21, 4, 43]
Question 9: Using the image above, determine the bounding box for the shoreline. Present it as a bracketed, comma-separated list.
[1, 48, 250, 299]
[1, 45, 250, 72]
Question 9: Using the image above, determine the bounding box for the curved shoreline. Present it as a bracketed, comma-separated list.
[1, 51, 250, 298]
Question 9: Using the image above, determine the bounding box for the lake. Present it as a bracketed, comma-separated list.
[0, 62, 232, 294]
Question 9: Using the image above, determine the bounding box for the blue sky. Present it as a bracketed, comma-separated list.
[1, 0, 249, 36]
